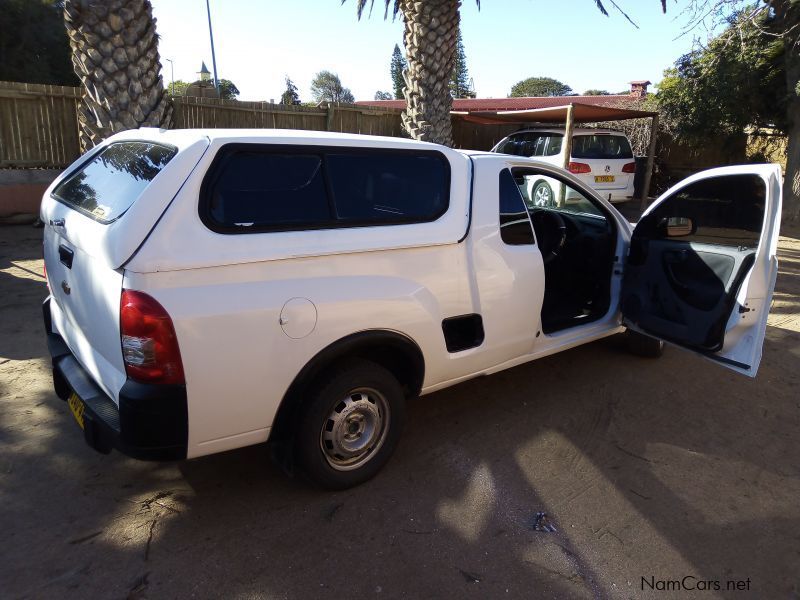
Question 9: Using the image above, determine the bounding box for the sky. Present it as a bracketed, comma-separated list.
[152, 0, 708, 103]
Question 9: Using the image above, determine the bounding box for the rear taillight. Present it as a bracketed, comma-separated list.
[622, 162, 637, 174]
[120, 290, 185, 385]
[568, 162, 591, 174]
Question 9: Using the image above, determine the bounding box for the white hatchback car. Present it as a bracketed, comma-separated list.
[41, 128, 781, 489]
[492, 128, 637, 204]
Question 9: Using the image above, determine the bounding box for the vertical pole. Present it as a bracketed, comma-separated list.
[205, 0, 220, 93]
[560, 104, 575, 207]
[640, 114, 659, 213]
[165, 58, 174, 96]
[326, 103, 335, 131]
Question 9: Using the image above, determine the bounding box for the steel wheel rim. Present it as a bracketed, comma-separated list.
[534, 184, 551, 206]
[319, 387, 390, 471]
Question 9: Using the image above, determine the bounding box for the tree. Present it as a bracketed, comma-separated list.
[166, 80, 190, 96]
[449, 29, 472, 98]
[64, 0, 171, 150]
[657, 11, 785, 139]
[668, 0, 800, 222]
[166, 78, 237, 99]
[583, 89, 611, 96]
[510, 77, 573, 97]
[310, 70, 355, 103]
[280, 77, 301, 105]
[347, 0, 663, 146]
[0, 0, 78, 86]
[218, 79, 240, 100]
[374, 90, 393, 100]
[389, 44, 407, 100]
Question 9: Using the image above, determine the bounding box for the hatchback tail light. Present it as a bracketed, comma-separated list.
[568, 162, 592, 174]
[120, 290, 185, 385]
[622, 162, 637, 174]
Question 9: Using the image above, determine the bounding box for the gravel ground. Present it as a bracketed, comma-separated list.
[1, 223, 799, 600]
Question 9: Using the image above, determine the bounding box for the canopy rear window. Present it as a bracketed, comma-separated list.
[571, 134, 633, 160]
[52, 141, 177, 223]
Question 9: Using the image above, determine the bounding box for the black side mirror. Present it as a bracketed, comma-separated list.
[659, 216, 695, 238]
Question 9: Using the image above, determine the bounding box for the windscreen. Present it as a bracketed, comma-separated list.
[571, 135, 633, 160]
[52, 141, 177, 223]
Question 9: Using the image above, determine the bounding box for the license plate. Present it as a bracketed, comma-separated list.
[68, 392, 85, 430]
[595, 175, 615, 183]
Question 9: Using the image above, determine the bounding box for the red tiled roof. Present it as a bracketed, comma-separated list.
[355, 95, 637, 112]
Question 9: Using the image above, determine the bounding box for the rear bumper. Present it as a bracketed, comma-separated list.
[43, 297, 187, 461]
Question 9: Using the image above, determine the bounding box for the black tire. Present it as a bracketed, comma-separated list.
[532, 181, 555, 207]
[295, 359, 406, 490]
[626, 330, 665, 358]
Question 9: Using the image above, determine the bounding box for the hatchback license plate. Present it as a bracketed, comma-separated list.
[594, 175, 615, 183]
[68, 392, 85, 429]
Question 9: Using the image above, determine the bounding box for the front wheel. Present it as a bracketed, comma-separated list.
[295, 359, 406, 489]
[532, 181, 555, 207]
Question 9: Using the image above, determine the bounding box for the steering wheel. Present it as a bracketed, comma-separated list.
[530, 210, 567, 265]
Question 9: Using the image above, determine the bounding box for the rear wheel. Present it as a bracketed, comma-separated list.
[626, 330, 665, 358]
[295, 359, 406, 489]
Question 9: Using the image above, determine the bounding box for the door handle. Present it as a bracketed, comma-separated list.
[59, 244, 74, 269]
[664, 263, 691, 290]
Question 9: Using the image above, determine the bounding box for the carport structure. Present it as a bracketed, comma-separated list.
[454, 101, 659, 209]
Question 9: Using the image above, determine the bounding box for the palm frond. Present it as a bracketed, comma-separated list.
[594, 0, 609, 17]
[594, 0, 649, 28]
[345, 0, 399, 21]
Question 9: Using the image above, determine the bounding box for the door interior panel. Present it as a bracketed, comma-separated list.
[624, 240, 754, 351]
[622, 173, 766, 354]
[662, 248, 735, 311]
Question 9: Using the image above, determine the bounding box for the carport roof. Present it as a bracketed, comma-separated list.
[355, 97, 656, 125]
[454, 102, 657, 125]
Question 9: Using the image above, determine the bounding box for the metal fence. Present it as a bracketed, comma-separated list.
[0, 81, 81, 168]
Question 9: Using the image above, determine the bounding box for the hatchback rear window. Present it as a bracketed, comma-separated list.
[571, 135, 633, 160]
[52, 142, 177, 223]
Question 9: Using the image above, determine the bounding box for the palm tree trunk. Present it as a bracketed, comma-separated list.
[400, 0, 460, 146]
[64, 0, 172, 151]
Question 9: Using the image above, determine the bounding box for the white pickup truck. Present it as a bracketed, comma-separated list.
[41, 129, 781, 488]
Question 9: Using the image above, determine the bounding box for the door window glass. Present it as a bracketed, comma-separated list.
[512, 171, 608, 219]
[636, 174, 766, 248]
[498, 169, 534, 245]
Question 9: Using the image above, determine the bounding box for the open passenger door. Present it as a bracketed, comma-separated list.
[621, 164, 782, 377]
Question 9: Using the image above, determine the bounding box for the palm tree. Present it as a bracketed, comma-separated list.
[64, 0, 171, 150]
[351, 0, 463, 146]
[348, 0, 666, 146]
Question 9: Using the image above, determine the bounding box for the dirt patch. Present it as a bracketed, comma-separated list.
[1, 224, 799, 599]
